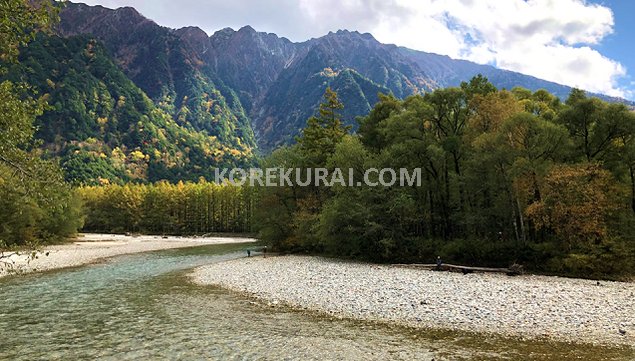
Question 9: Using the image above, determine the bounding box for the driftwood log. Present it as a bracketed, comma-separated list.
[393, 263, 523, 276]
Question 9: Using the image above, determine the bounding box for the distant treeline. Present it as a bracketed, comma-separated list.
[78, 181, 255, 235]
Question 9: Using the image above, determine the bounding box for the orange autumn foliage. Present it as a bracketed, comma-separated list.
[526, 163, 620, 249]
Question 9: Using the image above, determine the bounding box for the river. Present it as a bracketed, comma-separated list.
[0, 243, 631, 360]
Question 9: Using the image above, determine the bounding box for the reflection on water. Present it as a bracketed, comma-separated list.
[0, 244, 632, 360]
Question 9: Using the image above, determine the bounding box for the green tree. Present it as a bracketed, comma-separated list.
[616, 124, 635, 213]
[559, 90, 631, 162]
[297, 87, 350, 166]
[460, 74, 497, 99]
[0, 0, 58, 65]
[0, 0, 81, 250]
[357, 93, 401, 151]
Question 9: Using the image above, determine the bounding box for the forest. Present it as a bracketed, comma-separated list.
[79, 181, 254, 235]
[253, 84, 635, 278]
[2, 0, 635, 279]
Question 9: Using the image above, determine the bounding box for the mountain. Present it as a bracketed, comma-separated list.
[57, 3, 256, 151]
[18, 1, 632, 162]
[399, 48, 632, 104]
[4, 34, 253, 184]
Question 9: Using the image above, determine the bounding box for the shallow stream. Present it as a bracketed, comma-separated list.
[0, 243, 632, 360]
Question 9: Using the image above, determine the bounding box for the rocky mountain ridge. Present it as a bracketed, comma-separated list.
[50, 2, 634, 152]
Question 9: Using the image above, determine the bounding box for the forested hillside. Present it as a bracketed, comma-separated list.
[4, 34, 253, 184]
[57, 3, 256, 152]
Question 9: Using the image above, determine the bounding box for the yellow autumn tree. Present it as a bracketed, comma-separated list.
[526, 163, 620, 250]
[468, 90, 522, 134]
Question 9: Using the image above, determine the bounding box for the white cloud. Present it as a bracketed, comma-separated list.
[438, 0, 627, 97]
[79, 0, 631, 98]
[296, 0, 629, 97]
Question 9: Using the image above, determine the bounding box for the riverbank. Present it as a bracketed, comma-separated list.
[191, 256, 635, 348]
[0, 233, 256, 277]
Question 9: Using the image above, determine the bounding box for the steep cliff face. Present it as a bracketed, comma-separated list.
[204, 26, 303, 113]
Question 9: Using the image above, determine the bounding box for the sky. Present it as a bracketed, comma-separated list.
[78, 0, 635, 100]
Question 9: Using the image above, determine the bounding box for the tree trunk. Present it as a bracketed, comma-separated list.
[516, 196, 526, 243]
[501, 164, 520, 243]
[630, 164, 635, 214]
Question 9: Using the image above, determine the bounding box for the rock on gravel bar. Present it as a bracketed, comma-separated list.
[191, 255, 635, 347]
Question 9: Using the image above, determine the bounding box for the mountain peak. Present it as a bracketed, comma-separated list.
[360, 32, 376, 40]
[176, 26, 208, 38]
[104, 4, 151, 24]
[59, 2, 155, 37]
[114, 6, 141, 16]
[213, 27, 236, 36]
[175, 26, 211, 55]
[238, 25, 256, 33]
[324, 29, 378, 43]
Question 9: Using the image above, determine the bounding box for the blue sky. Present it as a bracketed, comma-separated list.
[80, 0, 635, 100]
[593, 0, 635, 98]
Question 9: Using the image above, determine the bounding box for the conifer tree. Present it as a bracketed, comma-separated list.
[297, 87, 350, 166]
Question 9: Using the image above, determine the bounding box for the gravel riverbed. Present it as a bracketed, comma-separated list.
[191, 256, 635, 347]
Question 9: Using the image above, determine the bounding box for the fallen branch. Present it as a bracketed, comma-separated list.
[393, 263, 522, 276]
